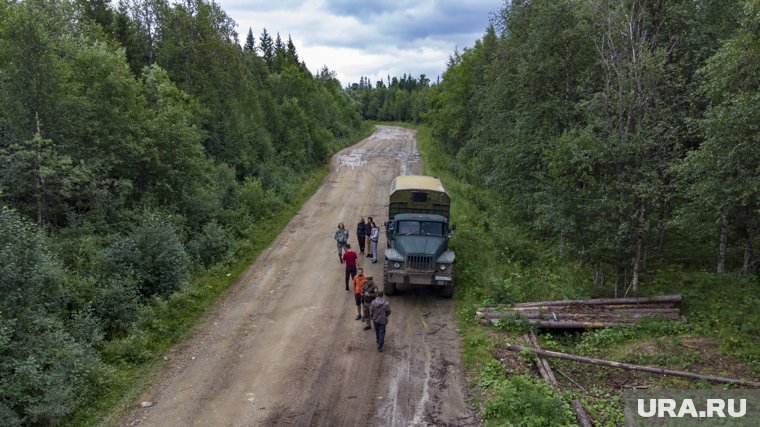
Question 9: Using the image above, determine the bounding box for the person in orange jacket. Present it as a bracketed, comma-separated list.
[352, 268, 367, 320]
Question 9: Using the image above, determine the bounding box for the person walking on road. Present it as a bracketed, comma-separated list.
[356, 218, 367, 255]
[369, 221, 380, 264]
[334, 222, 349, 263]
[342, 244, 358, 292]
[352, 268, 367, 320]
[365, 216, 373, 258]
[361, 276, 378, 330]
[370, 291, 391, 352]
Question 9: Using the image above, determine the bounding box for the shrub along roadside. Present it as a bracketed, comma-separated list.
[64, 126, 373, 426]
[413, 123, 760, 426]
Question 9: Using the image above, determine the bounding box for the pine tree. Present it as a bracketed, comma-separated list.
[244, 27, 255, 53]
[259, 28, 274, 66]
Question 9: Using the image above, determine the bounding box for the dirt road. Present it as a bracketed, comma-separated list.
[123, 126, 479, 426]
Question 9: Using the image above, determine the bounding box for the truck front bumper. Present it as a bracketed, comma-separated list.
[386, 271, 453, 286]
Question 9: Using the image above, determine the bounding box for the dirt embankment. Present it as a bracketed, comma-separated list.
[122, 126, 479, 427]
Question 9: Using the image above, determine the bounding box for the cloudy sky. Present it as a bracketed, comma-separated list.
[216, 0, 500, 86]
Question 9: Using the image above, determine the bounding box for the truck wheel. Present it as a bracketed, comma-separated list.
[385, 282, 397, 295]
[439, 285, 454, 298]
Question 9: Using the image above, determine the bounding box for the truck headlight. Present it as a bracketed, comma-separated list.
[393, 262, 401, 269]
[438, 264, 447, 271]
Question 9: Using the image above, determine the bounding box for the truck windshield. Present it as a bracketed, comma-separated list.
[398, 221, 444, 236]
[420, 221, 444, 236]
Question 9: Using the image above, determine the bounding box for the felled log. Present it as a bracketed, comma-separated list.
[511, 295, 682, 308]
[484, 319, 626, 329]
[478, 309, 681, 321]
[524, 333, 593, 427]
[507, 344, 760, 387]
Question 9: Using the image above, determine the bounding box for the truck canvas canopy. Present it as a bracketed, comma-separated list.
[389, 176, 450, 219]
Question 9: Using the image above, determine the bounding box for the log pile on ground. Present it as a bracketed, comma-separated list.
[477, 295, 684, 329]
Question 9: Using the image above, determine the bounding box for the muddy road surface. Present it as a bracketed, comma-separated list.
[123, 126, 479, 427]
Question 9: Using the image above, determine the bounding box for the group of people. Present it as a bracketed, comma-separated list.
[334, 219, 391, 353]
[335, 217, 379, 264]
[350, 268, 390, 352]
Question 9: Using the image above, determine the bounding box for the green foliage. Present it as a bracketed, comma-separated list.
[576, 320, 691, 356]
[90, 275, 141, 339]
[107, 213, 190, 297]
[0, 0, 367, 422]
[186, 221, 233, 267]
[423, 0, 755, 290]
[0, 208, 104, 425]
[481, 372, 575, 426]
[347, 73, 433, 123]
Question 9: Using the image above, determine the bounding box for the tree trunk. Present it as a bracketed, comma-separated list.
[630, 203, 646, 295]
[615, 266, 626, 297]
[33, 113, 46, 229]
[742, 234, 754, 275]
[657, 203, 668, 255]
[592, 265, 604, 286]
[717, 217, 728, 274]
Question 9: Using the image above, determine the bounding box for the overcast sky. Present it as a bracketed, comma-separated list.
[216, 0, 500, 87]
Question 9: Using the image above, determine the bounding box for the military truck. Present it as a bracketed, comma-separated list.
[383, 175, 456, 297]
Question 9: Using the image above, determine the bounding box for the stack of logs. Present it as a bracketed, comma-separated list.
[477, 295, 684, 329]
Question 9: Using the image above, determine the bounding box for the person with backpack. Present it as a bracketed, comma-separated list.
[369, 291, 391, 352]
[361, 276, 378, 330]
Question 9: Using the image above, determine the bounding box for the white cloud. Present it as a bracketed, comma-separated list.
[216, 0, 495, 86]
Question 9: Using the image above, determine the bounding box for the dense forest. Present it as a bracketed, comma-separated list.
[346, 73, 433, 123]
[354, 0, 760, 292]
[0, 0, 363, 424]
[4, 0, 760, 423]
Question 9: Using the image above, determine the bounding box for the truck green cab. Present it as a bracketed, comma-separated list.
[383, 176, 456, 297]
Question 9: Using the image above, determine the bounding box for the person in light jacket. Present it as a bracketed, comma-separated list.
[369, 291, 391, 352]
[334, 222, 349, 263]
[369, 221, 380, 263]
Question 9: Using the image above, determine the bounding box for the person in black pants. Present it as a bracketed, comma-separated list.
[356, 217, 367, 255]
[342, 244, 358, 292]
[365, 216, 373, 258]
[370, 291, 391, 352]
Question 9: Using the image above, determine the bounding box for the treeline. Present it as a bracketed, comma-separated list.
[423, 0, 760, 292]
[346, 74, 433, 122]
[0, 0, 362, 424]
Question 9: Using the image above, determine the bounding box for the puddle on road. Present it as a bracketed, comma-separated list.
[338, 127, 422, 176]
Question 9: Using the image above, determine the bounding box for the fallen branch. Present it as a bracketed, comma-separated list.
[507, 344, 760, 387]
[556, 368, 588, 393]
[524, 333, 593, 427]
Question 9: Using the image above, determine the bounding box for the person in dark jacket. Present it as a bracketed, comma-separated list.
[369, 291, 391, 352]
[365, 216, 373, 258]
[361, 276, 378, 330]
[356, 218, 367, 255]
